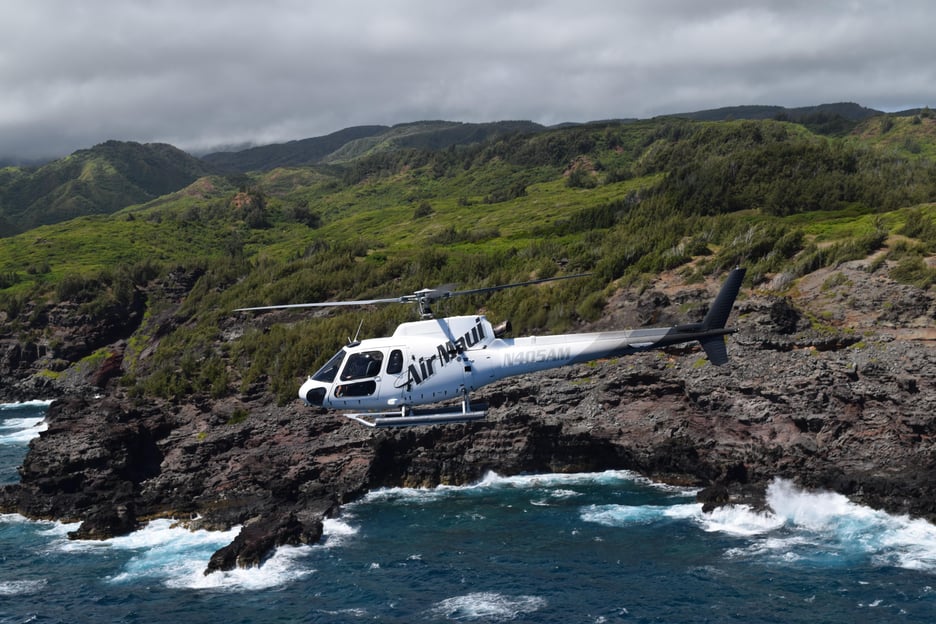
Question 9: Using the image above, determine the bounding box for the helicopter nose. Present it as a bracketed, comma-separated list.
[299, 379, 327, 406]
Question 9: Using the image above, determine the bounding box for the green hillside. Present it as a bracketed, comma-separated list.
[201, 125, 389, 173]
[317, 120, 545, 163]
[2, 108, 895, 238]
[204, 120, 547, 172]
[0, 121, 547, 235]
[0, 141, 210, 235]
[1, 114, 935, 406]
[672, 102, 884, 137]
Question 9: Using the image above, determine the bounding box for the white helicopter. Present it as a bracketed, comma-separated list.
[237, 267, 745, 427]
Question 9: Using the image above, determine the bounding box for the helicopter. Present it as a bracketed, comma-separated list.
[236, 267, 745, 427]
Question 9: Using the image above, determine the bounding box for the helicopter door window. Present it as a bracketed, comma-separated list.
[386, 349, 403, 375]
[340, 351, 384, 381]
[311, 349, 346, 383]
[335, 380, 377, 397]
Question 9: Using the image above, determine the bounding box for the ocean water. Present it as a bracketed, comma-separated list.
[2, 401, 935, 623]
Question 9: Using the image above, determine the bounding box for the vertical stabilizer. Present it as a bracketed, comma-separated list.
[697, 267, 745, 366]
[702, 267, 746, 330]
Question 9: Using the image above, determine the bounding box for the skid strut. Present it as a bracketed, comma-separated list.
[344, 395, 487, 428]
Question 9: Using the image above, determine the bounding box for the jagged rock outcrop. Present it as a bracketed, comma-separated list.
[0, 290, 146, 402]
[205, 512, 323, 573]
[1, 261, 934, 573]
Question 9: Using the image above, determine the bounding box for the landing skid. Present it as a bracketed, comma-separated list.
[344, 400, 488, 428]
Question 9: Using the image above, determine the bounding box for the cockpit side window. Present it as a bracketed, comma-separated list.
[386, 349, 404, 375]
[340, 350, 384, 381]
[311, 349, 346, 383]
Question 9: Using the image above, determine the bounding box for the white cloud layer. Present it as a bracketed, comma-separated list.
[1, 0, 933, 159]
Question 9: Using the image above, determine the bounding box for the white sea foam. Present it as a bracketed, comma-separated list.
[320, 517, 360, 548]
[40, 517, 325, 591]
[475, 469, 644, 490]
[57, 518, 311, 591]
[877, 516, 936, 571]
[0, 416, 45, 430]
[0, 579, 47, 596]
[728, 479, 936, 572]
[177, 544, 314, 591]
[361, 483, 453, 505]
[429, 592, 547, 621]
[1, 513, 80, 539]
[578, 477, 936, 573]
[363, 469, 651, 505]
[766, 478, 859, 529]
[0, 400, 53, 411]
[0, 416, 47, 444]
[580, 503, 671, 526]
[1, 400, 51, 444]
[695, 503, 785, 536]
[549, 488, 584, 499]
[316, 607, 370, 619]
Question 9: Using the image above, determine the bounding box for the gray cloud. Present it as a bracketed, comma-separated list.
[1, 0, 933, 160]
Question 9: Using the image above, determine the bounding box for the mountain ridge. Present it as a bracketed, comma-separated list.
[669, 101, 882, 122]
[1, 102, 903, 236]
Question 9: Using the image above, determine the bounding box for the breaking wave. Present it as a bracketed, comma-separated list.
[0, 406, 48, 445]
[361, 469, 670, 505]
[580, 477, 936, 573]
[56, 519, 314, 591]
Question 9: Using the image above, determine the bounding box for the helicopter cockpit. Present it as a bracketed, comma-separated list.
[302, 345, 408, 406]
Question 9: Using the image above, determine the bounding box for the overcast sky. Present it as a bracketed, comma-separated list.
[1, 0, 933, 161]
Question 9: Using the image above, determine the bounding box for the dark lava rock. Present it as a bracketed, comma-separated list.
[205, 512, 323, 573]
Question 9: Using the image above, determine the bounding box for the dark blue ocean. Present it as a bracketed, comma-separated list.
[2, 402, 936, 623]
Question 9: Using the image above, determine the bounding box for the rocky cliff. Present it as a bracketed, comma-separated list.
[1, 260, 934, 574]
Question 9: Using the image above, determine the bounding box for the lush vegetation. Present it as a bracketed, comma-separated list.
[1, 113, 935, 405]
[0, 141, 209, 235]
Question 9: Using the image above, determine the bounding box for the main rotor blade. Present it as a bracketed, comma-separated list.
[447, 273, 591, 299]
[234, 296, 404, 312]
[234, 273, 591, 313]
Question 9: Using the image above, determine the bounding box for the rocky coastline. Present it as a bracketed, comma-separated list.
[2, 261, 934, 574]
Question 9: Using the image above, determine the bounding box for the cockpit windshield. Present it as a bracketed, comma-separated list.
[311, 349, 346, 383]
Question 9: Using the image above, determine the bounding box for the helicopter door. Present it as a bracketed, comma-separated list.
[384, 347, 410, 404]
[333, 350, 384, 404]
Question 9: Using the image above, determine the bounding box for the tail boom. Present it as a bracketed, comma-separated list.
[624, 266, 744, 365]
[468, 267, 747, 391]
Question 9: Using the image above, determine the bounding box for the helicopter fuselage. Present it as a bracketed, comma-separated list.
[298, 313, 733, 414]
[234, 267, 746, 426]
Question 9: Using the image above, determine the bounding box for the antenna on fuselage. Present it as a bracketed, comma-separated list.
[348, 318, 365, 346]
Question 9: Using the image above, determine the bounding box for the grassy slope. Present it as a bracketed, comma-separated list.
[2, 117, 933, 299]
